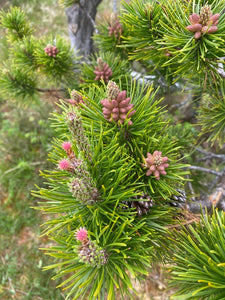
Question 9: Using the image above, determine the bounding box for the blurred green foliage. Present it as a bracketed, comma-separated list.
[0, 0, 69, 299]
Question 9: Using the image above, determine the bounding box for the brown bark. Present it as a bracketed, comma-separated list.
[65, 0, 103, 58]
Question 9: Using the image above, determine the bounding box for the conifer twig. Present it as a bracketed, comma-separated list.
[195, 148, 225, 161]
[8, 74, 65, 93]
[168, 94, 192, 111]
[186, 174, 196, 202]
[188, 165, 225, 176]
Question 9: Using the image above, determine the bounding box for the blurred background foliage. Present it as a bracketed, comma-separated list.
[0, 0, 74, 299]
[0, 0, 66, 298]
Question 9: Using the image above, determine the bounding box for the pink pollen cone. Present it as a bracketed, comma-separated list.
[58, 159, 70, 170]
[62, 142, 72, 151]
[76, 227, 88, 241]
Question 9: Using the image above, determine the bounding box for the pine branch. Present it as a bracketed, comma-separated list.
[188, 165, 225, 177]
[195, 147, 225, 161]
[168, 94, 192, 112]
[186, 174, 196, 202]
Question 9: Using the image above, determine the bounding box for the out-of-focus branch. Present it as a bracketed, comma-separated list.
[188, 165, 225, 177]
[195, 147, 225, 161]
[168, 94, 192, 112]
[1, 161, 46, 178]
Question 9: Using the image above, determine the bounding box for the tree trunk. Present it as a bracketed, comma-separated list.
[65, 0, 103, 58]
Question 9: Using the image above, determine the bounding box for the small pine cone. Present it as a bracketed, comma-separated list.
[70, 157, 84, 174]
[94, 58, 113, 83]
[100, 90, 135, 126]
[122, 193, 154, 216]
[58, 159, 78, 174]
[69, 178, 90, 203]
[75, 227, 88, 241]
[44, 44, 59, 57]
[143, 151, 169, 180]
[169, 189, 186, 208]
[62, 141, 72, 151]
[97, 57, 104, 71]
[107, 81, 120, 101]
[78, 240, 108, 267]
[199, 5, 212, 26]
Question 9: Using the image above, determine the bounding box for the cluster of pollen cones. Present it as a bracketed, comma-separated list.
[143, 151, 169, 180]
[186, 5, 220, 39]
[94, 57, 113, 82]
[101, 81, 135, 126]
[44, 44, 59, 57]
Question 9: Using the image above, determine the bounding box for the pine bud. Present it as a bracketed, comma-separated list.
[199, 5, 212, 26]
[97, 57, 104, 71]
[77, 234, 108, 267]
[202, 25, 218, 34]
[107, 81, 120, 100]
[189, 13, 200, 24]
[69, 178, 90, 202]
[69, 176, 98, 204]
[110, 12, 118, 28]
